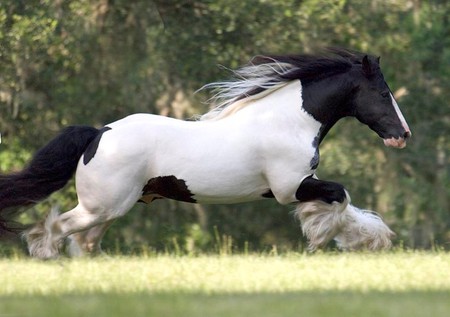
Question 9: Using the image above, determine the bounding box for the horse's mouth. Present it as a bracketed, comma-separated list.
[383, 137, 407, 148]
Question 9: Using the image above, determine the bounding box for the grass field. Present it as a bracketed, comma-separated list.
[1, 252, 449, 316]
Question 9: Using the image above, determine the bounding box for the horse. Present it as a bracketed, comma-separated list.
[0, 49, 411, 259]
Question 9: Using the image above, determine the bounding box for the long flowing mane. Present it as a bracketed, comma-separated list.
[200, 48, 367, 120]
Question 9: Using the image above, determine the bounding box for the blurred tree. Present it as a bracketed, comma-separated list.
[0, 0, 448, 252]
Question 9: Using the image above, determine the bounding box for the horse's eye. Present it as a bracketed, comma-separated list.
[381, 91, 390, 98]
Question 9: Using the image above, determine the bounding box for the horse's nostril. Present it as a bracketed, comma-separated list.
[403, 131, 411, 139]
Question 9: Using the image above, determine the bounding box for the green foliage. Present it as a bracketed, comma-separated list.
[0, 0, 448, 251]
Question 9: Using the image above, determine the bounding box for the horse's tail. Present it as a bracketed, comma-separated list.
[0, 126, 100, 239]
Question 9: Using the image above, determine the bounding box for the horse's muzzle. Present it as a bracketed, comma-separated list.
[383, 131, 411, 148]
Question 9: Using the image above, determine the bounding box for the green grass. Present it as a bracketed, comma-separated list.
[1, 252, 449, 316]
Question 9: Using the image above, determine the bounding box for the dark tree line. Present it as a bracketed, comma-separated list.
[0, 0, 448, 252]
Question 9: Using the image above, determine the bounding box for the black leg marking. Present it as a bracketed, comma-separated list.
[83, 127, 112, 165]
[142, 176, 196, 203]
[296, 176, 346, 204]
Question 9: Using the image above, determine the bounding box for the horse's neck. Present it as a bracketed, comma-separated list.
[301, 74, 354, 144]
[230, 80, 322, 139]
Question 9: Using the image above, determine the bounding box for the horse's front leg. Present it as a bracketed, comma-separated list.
[295, 176, 395, 251]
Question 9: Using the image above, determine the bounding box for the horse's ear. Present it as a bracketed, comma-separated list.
[376, 56, 381, 65]
[362, 55, 372, 76]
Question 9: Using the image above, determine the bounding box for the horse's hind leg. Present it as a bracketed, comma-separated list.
[67, 220, 115, 257]
[294, 176, 394, 251]
[24, 204, 122, 259]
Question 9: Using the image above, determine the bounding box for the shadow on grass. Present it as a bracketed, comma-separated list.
[1, 291, 449, 317]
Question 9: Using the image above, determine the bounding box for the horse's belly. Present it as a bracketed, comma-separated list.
[140, 167, 270, 204]
[189, 177, 270, 204]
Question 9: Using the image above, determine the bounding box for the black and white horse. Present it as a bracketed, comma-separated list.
[0, 49, 410, 259]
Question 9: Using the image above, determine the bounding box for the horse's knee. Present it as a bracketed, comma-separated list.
[295, 176, 346, 204]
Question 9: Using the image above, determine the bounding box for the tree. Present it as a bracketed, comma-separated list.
[0, 0, 448, 252]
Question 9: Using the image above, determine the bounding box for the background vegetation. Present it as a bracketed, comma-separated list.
[0, 0, 448, 253]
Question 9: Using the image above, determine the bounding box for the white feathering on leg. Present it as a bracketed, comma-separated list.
[295, 191, 395, 251]
[295, 194, 349, 251]
[23, 207, 62, 259]
[334, 204, 395, 251]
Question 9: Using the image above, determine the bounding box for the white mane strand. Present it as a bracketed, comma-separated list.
[199, 57, 296, 121]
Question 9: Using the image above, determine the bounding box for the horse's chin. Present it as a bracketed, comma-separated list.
[383, 137, 407, 148]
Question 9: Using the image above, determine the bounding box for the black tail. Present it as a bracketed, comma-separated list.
[0, 126, 100, 238]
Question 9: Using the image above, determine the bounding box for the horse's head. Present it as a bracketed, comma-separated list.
[352, 55, 411, 148]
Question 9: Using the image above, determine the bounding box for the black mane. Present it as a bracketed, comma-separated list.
[201, 48, 377, 120]
[252, 48, 369, 86]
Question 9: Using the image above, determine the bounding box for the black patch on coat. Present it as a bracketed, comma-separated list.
[261, 189, 275, 199]
[138, 197, 162, 204]
[300, 74, 355, 147]
[142, 176, 196, 203]
[295, 175, 346, 204]
[83, 127, 112, 165]
[310, 135, 320, 170]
